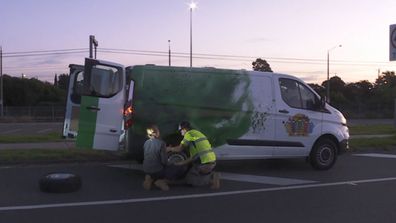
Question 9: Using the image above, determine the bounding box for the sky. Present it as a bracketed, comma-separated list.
[1, 0, 396, 84]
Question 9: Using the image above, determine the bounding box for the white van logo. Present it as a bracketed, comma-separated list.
[284, 114, 313, 136]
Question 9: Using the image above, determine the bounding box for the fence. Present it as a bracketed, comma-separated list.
[0, 105, 65, 122]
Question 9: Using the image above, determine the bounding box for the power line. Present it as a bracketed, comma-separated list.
[1, 47, 393, 68]
[3, 50, 87, 58]
[3, 48, 88, 55]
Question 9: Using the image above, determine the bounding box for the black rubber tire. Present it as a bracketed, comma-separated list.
[166, 152, 189, 180]
[167, 152, 187, 164]
[309, 138, 337, 170]
[39, 173, 82, 193]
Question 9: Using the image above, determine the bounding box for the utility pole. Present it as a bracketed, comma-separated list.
[89, 35, 99, 59]
[168, 40, 171, 66]
[0, 46, 3, 117]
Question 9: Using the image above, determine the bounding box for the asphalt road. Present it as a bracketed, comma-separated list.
[1, 152, 396, 223]
[0, 122, 63, 135]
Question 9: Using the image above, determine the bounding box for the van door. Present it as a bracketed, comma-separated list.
[274, 77, 323, 157]
[76, 58, 125, 151]
[63, 64, 84, 138]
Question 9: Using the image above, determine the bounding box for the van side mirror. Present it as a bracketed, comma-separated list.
[320, 97, 326, 109]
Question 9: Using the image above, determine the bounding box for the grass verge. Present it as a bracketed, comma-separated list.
[349, 124, 396, 151]
[349, 124, 396, 135]
[0, 132, 63, 143]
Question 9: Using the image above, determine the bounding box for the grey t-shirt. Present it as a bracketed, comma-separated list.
[143, 138, 168, 173]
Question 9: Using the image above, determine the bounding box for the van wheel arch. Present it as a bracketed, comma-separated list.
[309, 135, 338, 170]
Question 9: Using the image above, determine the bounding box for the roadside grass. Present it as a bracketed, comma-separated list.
[0, 132, 127, 164]
[0, 132, 63, 143]
[349, 124, 396, 151]
[349, 124, 396, 135]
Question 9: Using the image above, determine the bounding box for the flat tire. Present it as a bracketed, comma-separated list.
[39, 173, 82, 193]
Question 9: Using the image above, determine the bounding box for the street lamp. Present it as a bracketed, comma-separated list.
[0, 46, 3, 117]
[326, 44, 342, 103]
[168, 40, 171, 66]
[189, 2, 197, 68]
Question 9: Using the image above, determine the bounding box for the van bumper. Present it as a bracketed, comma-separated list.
[339, 139, 349, 154]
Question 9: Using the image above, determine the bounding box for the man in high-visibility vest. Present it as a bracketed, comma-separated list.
[167, 121, 220, 189]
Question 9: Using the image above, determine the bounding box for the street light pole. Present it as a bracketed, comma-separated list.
[189, 2, 196, 68]
[89, 35, 98, 59]
[326, 44, 342, 103]
[168, 40, 171, 66]
[0, 46, 3, 117]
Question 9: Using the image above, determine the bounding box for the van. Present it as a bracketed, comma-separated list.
[63, 58, 349, 170]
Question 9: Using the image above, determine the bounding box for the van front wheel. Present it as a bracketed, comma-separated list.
[310, 138, 337, 170]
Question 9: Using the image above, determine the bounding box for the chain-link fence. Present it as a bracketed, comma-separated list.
[0, 106, 65, 122]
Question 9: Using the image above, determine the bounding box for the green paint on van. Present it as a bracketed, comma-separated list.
[76, 96, 99, 149]
[127, 65, 253, 148]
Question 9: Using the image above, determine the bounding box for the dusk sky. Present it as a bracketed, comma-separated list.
[1, 0, 396, 84]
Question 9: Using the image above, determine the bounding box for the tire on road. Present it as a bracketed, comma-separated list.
[166, 152, 189, 180]
[309, 138, 337, 170]
[39, 173, 82, 193]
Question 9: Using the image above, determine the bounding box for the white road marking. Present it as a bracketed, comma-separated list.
[1, 176, 396, 212]
[108, 163, 143, 171]
[220, 172, 317, 185]
[37, 128, 53, 134]
[108, 164, 316, 185]
[0, 129, 21, 134]
[354, 153, 396, 159]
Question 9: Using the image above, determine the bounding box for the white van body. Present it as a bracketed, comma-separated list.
[64, 58, 349, 170]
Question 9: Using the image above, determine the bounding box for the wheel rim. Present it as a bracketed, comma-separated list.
[317, 146, 333, 165]
[168, 153, 186, 164]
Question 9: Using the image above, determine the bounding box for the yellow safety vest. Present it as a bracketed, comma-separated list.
[181, 129, 216, 164]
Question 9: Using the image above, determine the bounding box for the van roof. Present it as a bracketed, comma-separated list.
[126, 64, 302, 82]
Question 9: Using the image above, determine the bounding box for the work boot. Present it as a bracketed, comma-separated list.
[154, 179, 170, 191]
[143, 175, 153, 190]
[210, 172, 221, 190]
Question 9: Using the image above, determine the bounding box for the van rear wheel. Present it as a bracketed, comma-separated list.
[310, 138, 337, 170]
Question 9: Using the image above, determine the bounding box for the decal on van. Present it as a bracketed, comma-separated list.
[284, 114, 313, 136]
[251, 111, 269, 133]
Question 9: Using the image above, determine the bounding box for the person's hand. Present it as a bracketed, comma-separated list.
[174, 160, 187, 166]
[166, 146, 173, 153]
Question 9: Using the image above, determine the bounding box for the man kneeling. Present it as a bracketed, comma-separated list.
[167, 121, 220, 189]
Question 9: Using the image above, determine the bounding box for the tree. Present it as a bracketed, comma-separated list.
[252, 58, 273, 72]
[371, 71, 396, 116]
[375, 71, 396, 88]
[57, 74, 69, 91]
[343, 80, 373, 116]
[308, 83, 325, 97]
[2, 74, 66, 106]
[54, 74, 58, 87]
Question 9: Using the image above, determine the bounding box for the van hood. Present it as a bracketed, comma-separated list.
[326, 104, 347, 125]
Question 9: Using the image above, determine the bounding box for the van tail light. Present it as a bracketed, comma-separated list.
[124, 105, 133, 116]
[124, 103, 134, 130]
[124, 119, 133, 129]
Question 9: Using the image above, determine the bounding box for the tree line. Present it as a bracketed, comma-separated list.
[1, 74, 68, 106]
[1, 59, 395, 119]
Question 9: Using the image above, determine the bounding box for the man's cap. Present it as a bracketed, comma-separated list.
[178, 121, 191, 131]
